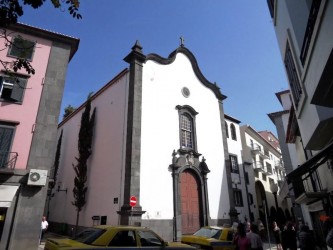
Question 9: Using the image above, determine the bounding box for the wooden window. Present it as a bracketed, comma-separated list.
[233, 189, 243, 207]
[0, 76, 27, 103]
[181, 114, 193, 149]
[0, 124, 15, 168]
[300, 0, 322, 65]
[230, 123, 237, 141]
[284, 42, 302, 108]
[230, 155, 239, 174]
[8, 36, 35, 60]
[177, 105, 198, 151]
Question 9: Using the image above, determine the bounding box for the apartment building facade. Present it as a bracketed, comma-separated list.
[0, 23, 79, 249]
[225, 114, 249, 223]
[267, 0, 333, 246]
[240, 125, 291, 227]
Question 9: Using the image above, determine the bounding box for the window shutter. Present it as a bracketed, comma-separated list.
[0, 76, 3, 94]
[11, 78, 27, 102]
[0, 126, 14, 167]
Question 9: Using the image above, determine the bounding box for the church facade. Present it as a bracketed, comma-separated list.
[49, 42, 234, 240]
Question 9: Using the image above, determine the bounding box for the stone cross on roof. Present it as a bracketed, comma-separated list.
[180, 36, 185, 47]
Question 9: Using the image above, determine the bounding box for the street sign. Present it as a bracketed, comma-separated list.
[129, 196, 137, 207]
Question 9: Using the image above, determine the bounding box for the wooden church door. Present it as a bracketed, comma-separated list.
[180, 170, 200, 234]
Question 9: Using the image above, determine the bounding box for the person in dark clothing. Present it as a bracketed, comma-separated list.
[297, 224, 315, 250]
[281, 222, 297, 250]
[272, 221, 282, 250]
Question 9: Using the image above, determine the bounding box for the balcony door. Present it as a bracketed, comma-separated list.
[0, 126, 14, 168]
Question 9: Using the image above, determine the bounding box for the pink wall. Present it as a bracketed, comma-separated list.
[0, 29, 52, 169]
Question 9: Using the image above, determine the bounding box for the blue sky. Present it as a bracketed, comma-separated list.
[20, 0, 288, 135]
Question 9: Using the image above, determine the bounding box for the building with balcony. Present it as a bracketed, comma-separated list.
[240, 125, 291, 226]
[0, 23, 79, 249]
[225, 114, 249, 223]
[267, 0, 333, 246]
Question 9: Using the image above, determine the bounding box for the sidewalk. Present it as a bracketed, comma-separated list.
[38, 231, 66, 250]
[263, 242, 278, 250]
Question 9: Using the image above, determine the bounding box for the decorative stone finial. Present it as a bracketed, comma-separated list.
[132, 40, 143, 52]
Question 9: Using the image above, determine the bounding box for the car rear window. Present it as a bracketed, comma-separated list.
[73, 228, 106, 244]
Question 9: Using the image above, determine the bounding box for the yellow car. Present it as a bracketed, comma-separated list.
[45, 225, 196, 250]
[181, 226, 236, 250]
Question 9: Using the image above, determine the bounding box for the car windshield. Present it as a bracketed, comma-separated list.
[193, 228, 222, 239]
[73, 228, 106, 244]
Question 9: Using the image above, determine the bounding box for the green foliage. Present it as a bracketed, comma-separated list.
[72, 95, 96, 213]
[0, 0, 81, 75]
[63, 105, 76, 119]
[0, 0, 82, 27]
[51, 130, 63, 189]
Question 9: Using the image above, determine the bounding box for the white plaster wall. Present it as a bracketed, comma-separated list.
[225, 119, 248, 220]
[242, 129, 286, 219]
[49, 73, 129, 227]
[274, 1, 333, 148]
[280, 92, 292, 110]
[140, 53, 228, 221]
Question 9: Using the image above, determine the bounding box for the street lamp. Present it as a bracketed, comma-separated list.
[57, 181, 68, 193]
[270, 182, 279, 210]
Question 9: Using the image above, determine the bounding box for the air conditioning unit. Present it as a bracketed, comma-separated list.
[27, 169, 48, 186]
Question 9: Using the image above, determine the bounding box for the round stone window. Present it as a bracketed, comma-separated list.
[182, 87, 190, 98]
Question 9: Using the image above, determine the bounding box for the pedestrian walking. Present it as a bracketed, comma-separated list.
[257, 219, 266, 241]
[297, 224, 315, 250]
[247, 224, 263, 250]
[233, 222, 251, 250]
[40, 216, 48, 243]
[324, 218, 333, 249]
[272, 221, 282, 250]
[281, 222, 297, 250]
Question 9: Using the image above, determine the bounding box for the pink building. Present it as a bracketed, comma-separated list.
[0, 23, 79, 250]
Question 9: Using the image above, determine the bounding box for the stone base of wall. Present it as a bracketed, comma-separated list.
[49, 221, 88, 238]
[211, 218, 232, 227]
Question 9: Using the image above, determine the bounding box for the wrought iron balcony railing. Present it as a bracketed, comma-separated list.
[254, 162, 265, 172]
[0, 151, 18, 169]
[291, 174, 326, 205]
[266, 165, 273, 175]
[300, 0, 322, 65]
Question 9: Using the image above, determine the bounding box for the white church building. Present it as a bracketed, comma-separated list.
[48, 42, 236, 241]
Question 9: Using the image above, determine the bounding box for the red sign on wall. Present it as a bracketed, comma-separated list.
[129, 196, 137, 207]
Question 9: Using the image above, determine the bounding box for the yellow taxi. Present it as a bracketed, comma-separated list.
[45, 225, 196, 250]
[181, 226, 236, 250]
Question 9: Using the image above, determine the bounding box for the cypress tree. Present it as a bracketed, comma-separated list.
[72, 94, 96, 235]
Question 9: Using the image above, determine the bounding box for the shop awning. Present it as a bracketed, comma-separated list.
[0, 185, 19, 207]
